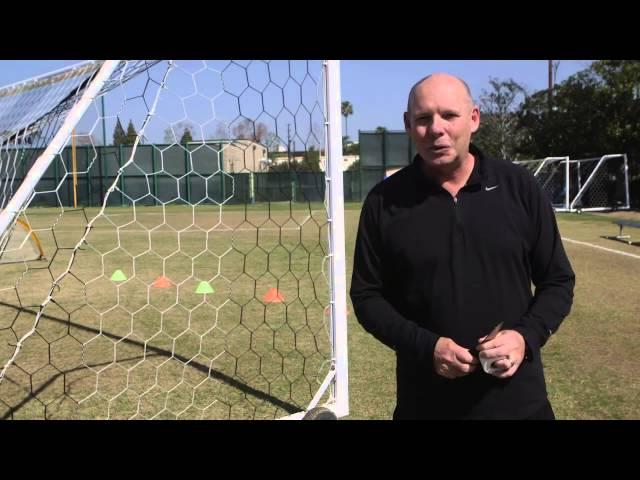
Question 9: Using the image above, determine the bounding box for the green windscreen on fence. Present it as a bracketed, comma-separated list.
[10, 131, 418, 206]
[357, 130, 415, 199]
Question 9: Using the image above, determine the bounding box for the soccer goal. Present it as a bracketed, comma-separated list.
[0, 60, 348, 420]
[515, 154, 630, 212]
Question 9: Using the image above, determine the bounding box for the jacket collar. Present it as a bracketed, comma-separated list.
[411, 143, 493, 192]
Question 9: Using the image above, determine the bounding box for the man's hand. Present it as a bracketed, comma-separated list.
[475, 330, 526, 379]
[433, 337, 479, 379]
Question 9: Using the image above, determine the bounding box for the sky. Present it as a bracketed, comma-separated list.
[0, 60, 593, 143]
[339, 60, 593, 136]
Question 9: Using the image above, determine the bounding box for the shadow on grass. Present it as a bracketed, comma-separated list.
[0, 300, 302, 419]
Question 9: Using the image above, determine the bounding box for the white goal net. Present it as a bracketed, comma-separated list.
[0, 60, 348, 420]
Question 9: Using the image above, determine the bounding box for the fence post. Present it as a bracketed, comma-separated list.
[381, 130, 387, 179]
[623, 154, 630, 209]
[119, 144, 124, 206]
[358, 130, 363, 201]
[184, 145, 191, 203]
[98, 145, 105, 207]
[220, 148, 225, 203]
[151, 146, 157, 206]
[100, 96, 107, 207]
[86, 146, 92, 207]
[291, 177, 296, 203]
[64, 147, 71, 207]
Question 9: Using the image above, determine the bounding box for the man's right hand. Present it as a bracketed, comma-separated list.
[433, 337, 479, 379]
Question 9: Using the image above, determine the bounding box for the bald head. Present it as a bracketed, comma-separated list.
[406, 73, 474, 115]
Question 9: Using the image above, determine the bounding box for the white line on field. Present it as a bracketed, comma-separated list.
[562, 237, 640, 260]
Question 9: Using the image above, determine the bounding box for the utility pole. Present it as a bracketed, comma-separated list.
[548, 60, 553, 114]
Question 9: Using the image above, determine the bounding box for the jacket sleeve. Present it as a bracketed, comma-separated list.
[513, 173, 576, 360]
[349, 190, 440, 368]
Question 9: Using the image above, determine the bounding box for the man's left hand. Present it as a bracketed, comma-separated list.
[475, 330, 526, 379]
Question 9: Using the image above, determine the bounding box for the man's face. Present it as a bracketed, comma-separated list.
[404, 75, 480, 170]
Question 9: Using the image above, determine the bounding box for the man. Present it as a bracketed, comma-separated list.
[350, 73, 575, 420]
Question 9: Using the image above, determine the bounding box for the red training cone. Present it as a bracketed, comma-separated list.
[151, 275, 173, 288]
[262, 287, 285, 303]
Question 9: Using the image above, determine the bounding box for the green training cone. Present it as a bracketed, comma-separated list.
[110, 269, 128, 282]
[195, 281, 214, 294]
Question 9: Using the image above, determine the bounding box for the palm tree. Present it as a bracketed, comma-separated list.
[341, 101, 353, 138]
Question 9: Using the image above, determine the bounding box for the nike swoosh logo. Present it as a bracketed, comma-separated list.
[485, 185, 499, 191]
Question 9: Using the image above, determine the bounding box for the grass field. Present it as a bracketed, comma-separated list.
[0, 202, 334, 419]
[1, 203, 639, 419]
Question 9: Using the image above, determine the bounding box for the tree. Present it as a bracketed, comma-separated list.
[263, 132, 281, 150]
[232, 118, 269, 143]
[347, 159, 360, 172]
[375, 126, 387, 133]
[268, 160, 296, 172]
[588, 60, 640, 206]
[214, 120, 229, 139]
[516, 69, 610, 159]
[342, 135, 349, 154]
[346, 143, 359, 155]
[232, 119, 251, 140]
[300, 145, 321, 172]
[255, 122, 268, 143]
[589, 60, 640, 156]
[164, 120, 197, 144]
[112, 118, 126, 146]
[341, 101, 353, 138]
[124, 119, 138, 145]
[473, 78, 527, 160]
[341, 135, 359, 155]
[268, 146, 322, 172]
[589, 60, 640, 102]
[180, 127, 193, 144]
[511, 60, 640, 206]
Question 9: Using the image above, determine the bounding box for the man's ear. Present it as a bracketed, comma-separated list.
[470, 106, 480, 134]
[403, 111, 411, 132]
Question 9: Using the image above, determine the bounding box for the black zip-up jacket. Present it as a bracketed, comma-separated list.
[350, 144, 575, 419]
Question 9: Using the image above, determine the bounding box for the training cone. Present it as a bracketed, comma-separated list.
[262, 287, 285, 303]
[195, 281, 214, 294]
[110, 269, 127, 282]
[324, 305, 350, 316]
[151, 275, 173, 288]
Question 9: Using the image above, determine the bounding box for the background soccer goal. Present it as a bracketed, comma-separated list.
[0, 60, 348, 420]
[515, 154, 631, 212]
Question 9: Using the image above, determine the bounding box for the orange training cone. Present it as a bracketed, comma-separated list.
[324, 305, 350, 316]
[151, 275, 173, 288]
[262, 287, 285, 303]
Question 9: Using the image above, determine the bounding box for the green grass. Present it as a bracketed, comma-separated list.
[542, 211, 640, 419]
[0, 203, 332, 419]
[1, 204, 639, 419]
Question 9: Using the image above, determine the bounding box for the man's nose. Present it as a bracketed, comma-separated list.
[430, 115, 445, 135]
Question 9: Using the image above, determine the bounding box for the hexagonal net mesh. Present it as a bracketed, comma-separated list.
[0, 60, 348, 419]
